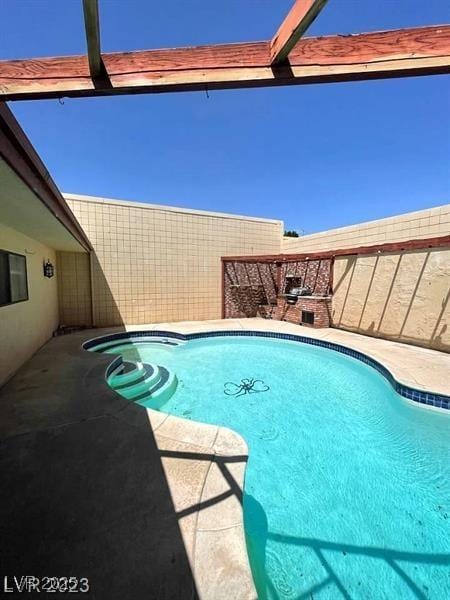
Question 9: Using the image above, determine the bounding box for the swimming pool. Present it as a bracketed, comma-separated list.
[86, 332, 450, 599]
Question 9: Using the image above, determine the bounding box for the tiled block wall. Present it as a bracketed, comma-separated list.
[333, 248, 450, 352]
[63, 194, 282, 326]
[282, 204, 450, 254]
[56, 251, 92, 326]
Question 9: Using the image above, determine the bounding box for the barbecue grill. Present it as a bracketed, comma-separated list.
[283, 286, 311, 305]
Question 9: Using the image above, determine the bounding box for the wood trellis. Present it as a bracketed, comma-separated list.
[221, 234, 450, 319]
[0, 0, 449, 101]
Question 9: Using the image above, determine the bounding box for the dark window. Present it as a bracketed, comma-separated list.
[302, 310, 314, 325]
[0, 253, 9, 305]
[0, 250, 28, 306]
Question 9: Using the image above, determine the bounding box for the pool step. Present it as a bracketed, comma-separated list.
[108, 361, 146, 386]
[135, 367, 179, 410]
[107, 361, 178, 408]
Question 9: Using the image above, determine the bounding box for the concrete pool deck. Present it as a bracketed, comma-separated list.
[1, 319, 449, 599]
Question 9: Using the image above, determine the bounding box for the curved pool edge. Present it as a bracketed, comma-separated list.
[150, 412, 257, 600]
[81, 327, 449, 598]
[83, 329, 450, 412]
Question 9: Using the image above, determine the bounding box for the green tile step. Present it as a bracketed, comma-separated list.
[107, 361, 147, 387]
[135, 367, 178, 410]
[110, 363, 162, 399]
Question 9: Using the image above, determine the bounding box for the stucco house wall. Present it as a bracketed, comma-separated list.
[0, 223, 59, 385]
[332, 248, 449, 352]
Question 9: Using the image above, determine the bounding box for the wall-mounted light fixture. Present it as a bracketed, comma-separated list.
[43, 259, 55, 278]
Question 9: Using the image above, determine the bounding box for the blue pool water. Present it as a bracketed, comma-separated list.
[102, 336, 450, 599]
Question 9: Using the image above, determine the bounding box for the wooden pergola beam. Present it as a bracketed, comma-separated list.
[0, 25, 449, 100]
[270, 0, 328, 64]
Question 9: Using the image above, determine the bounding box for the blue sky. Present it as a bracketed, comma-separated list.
[2, 0, 449, 233]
